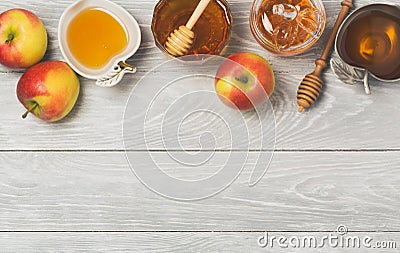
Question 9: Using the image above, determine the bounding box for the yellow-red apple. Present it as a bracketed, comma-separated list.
[17, 61, 80, 122]
[0, 9, 47, 69]
[215, 52, 275, 111]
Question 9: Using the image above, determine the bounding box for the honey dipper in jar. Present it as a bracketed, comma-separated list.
[164, 0, 211, 56]
[152, 0, 232, 58]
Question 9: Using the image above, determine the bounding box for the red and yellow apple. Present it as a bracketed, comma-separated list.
[215, 52, 275, 111]
[0, 8, 47, 69]
[17, 61, 80, 122]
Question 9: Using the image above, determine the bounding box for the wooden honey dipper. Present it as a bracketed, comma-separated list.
[165, 0, 211, 56]
[297, 0, 353, 113]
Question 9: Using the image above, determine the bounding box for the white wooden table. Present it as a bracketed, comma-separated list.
[1, 0, 399, 252]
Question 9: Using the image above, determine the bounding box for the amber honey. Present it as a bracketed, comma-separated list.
[250, 0, 325, 56]
[152, 0, 232, 56]
[338, 9, 400, 80]
[255, 0, 324, 50]
[67, 8, 128, 69]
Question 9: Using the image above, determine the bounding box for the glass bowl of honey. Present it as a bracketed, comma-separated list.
[151, 0, 232, 59]
[250, 0, 326, 56]
[59, 0, 141, 87]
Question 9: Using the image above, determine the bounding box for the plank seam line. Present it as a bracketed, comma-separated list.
[0, 231, 399, 233]
[1, 149, 400, 153]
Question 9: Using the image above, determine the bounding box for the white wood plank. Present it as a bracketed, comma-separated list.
[0, 232, 399, 252]
[0, 0, 379, 75]
[0, 151, 399, 231]
[0, 0, 377, 74]
[1, 68, 400, 150]
[1, 0, 399, 250]
[1, 0, 399, 150]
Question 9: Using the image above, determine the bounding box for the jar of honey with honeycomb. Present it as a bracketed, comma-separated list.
[151, 0, 232, 58]
[250, 0, 326, 56]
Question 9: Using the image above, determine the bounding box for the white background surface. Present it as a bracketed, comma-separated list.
[0, 0, 399, 252]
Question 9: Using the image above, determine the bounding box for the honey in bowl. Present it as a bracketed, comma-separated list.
[67, 8, 128, 69]
[257, 0, 322, 48]
[337, 5, 400, 80]
[151, 0, 232, 57]
[250, 0, 326, 56]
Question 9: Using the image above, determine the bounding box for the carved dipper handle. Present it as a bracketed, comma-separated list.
[297, 0, 353, 113]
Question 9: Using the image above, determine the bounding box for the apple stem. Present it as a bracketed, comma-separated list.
[22, 103, 38, 119]
[5, 34, 14, 45]
[235, 75, 248, 84]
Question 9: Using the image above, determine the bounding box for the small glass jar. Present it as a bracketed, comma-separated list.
[250, 0, 326, 56]
[151, 0, 232, 58]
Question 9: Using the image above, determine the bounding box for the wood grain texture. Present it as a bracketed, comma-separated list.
[0, 151, 399, 231]
[1, 0, 399, 151]
[0, 0, 378, 74]
[2, 68, 400, 151]
[0, 232, 398, 252]
[1, 0, 399, 251]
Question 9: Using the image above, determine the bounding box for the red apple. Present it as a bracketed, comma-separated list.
[17, 61, 80, 122]
[0, 9, 47, 69]
[215, 52, 275, 111]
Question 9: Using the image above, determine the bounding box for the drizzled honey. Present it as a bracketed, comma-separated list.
[256, 0, 324, 50]
[338, 9, 400, 80]
[67, 8, 128, 69]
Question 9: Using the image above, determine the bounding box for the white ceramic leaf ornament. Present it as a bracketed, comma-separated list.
[96, 61, 137, 87]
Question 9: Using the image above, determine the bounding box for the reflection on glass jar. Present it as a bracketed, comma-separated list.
[151, 0, 232, 58]
[250, 0, 326, 56]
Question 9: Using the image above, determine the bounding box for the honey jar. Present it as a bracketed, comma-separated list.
[151, 0, 232, 58]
